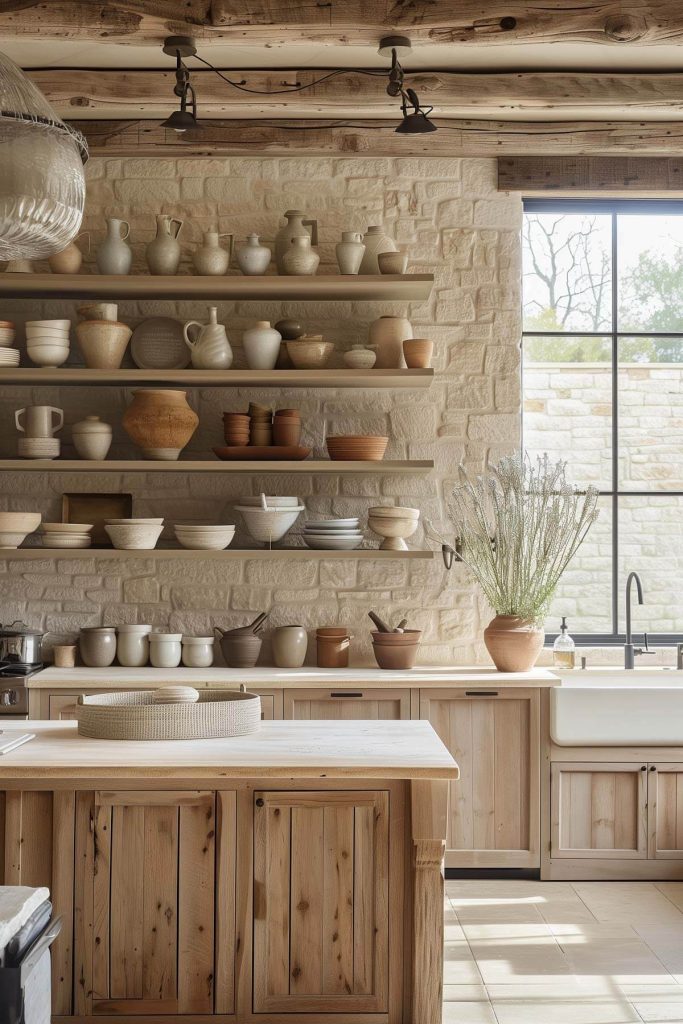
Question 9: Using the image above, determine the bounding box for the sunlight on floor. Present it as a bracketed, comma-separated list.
[444, 880, 683, 1023]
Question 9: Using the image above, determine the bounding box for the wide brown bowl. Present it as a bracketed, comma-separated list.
[372, 641, 420, 670]
[326, 435, 388, 461]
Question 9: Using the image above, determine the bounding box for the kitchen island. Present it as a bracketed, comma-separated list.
[0, 718, 458, 1024]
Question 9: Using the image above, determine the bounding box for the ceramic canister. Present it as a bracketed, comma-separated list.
[72, 416, 113, 460]
[272, 625, 308, 668]
[116, 624, 151, 667]
[79, 626, 117, 668]
[149, 632, 182, 668]
[181, 636, 215, 668]
[316, 627, 351, 669]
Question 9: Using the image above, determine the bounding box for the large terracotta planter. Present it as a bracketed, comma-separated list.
[122, 388, 198, 461]
[483, 615, 545, 673]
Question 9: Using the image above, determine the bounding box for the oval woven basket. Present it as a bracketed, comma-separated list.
[76, 689, 262, 741]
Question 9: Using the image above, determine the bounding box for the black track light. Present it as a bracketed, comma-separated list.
[161, 36, 200, 133]
[396, 87, 437, 134]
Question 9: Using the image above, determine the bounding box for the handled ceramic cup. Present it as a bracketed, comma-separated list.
[15, 405, 64, 438]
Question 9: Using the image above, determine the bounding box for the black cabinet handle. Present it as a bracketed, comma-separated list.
[465, 691, 499, 697]
[330, 691, 363, 698]
[255, 797, 264, 807]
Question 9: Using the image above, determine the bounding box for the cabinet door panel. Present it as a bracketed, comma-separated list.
[648, 764, 683, 858]
[253, 790, 389, 1014]
[284, 687, 409, 720]
[75, 790, 223, 1015]
[551, 763, 647, 859]
[420, 687, 539, 867]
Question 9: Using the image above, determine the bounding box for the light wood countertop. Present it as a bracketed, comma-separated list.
[28, 665, 558, 690]
[0, 720, 459, 781]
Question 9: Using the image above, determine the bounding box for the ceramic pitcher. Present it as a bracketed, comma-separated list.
[282, 235, 320, 276]
[192, 229, 233, 276]
[15, 405, 63, 438]
[274, 209, 318, 272]
[146, 214, 183, 275]
[96, 218, 132, 275]
[336, 231, 365, 275]
[183, 306, 233, 369]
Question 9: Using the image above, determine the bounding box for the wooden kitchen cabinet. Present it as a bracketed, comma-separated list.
[73, 789, 235, 1015]
[253, 789, 390, 1015]
[284, 686, 410, 720]
[550, 762, 648, 859]
[420, 687, 540, 868]
[648, 763, 683, 858]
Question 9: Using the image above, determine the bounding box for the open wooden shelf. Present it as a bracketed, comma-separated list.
[3, 547, 434, 561]
[0, 459, 433, 474]
[0, 272, 433, 302]
[0, 367, 434, 389]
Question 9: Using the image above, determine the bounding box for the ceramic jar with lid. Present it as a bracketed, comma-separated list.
[116, 624, 151, 667]
[80, 626, 117, 668]
[122, 389, 199, 461]
[369, 315, 412, 369]
[242, 321, 282, 370]
[72, 415, 113, 460]
[359, 225, 397, 274]
[274, 210, 318, 272]
[235, 233, 271, 275]
[181, 636, 215, 667]
[282, 235, 320, 276]
[272, 625, 308, 668]
[149, 632, 182, 668]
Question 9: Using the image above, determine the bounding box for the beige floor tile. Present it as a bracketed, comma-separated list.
[489, 989, 640, 1024]
[442, 1001, 499, 1024]
[634, 924, 683, 977]
[443, 941, 484, 985]
[630, 994, 683, 1022]
[654, 883, 683, 913]
[460, 920, 557, 941]
[443, 984, 490, 1002]
[467, 939, 573, 984]
[573, 884, 683, 925]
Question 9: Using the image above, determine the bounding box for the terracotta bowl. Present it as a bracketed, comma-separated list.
[326, 435, 389, 461]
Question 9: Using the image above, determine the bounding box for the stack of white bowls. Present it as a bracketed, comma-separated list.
[234, 495, 304, 545]
[40, 522, 93, 549]
[174, 523, 236, 550]
[26, 319, 70, 368]
[104, 517, 164, 550]
[303, 517, 363, 550]
[0, 320, 19, 368]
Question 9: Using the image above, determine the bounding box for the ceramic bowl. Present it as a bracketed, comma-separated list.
[368, 514, 419, 550]
[0, 511, 41, 549]
[326, 435, 389, 461]
[0, 348, 20, 365]
[234, 505, 303, 543]
[41, 533, 92, 549]
[105, 518, 164, 526]
[25, 326, 70, 339]
[305, 518, 360, 530]
[174, 525, 236, 550]
[378, 251, 408, 274]
[26, 342, 69, 368]
[304, 534, 363, 550]
[368, 506, 420, 519]
[0, 329, 15, 347]
[104, 523, 164, 550]
[403, 338, 433, 369]
[41, 522, 93, 533]
[76, 319, 132, 370]
[238, 496, 300, 508]
[286, 339, 334, 369]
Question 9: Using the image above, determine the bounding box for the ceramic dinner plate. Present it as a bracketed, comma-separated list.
[130, 317, 190, 370]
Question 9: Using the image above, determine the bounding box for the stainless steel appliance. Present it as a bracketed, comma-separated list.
[0, 665, 42, 719]
[0, 621, 44, 668]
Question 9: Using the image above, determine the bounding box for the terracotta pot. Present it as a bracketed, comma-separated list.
[122, 388, 199, 461]
[403, 338, 433, 369]
[483, 615, 545, 673]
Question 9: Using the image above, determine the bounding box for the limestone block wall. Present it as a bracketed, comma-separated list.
[0, 156, 522, 664]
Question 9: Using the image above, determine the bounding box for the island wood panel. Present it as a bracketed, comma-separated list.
[0, 789, 75, 1015]
[74, 789, 223, 1015]
[283, 687, 410, 721]
[419, 687, 540, 867]
[253, 789, 389, 1015]
[551, 762, 648, 859]
[648, 764, 683, 859]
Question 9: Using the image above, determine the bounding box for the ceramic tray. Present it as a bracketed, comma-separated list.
[213, 445, 311, 461]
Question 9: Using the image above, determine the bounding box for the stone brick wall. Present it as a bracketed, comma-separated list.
[0, 156, 522, 665]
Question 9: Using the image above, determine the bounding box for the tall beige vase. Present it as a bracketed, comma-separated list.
[483, 615, 545, 673]
[122, 389, 198, 461]
[369, 315, 412, 369]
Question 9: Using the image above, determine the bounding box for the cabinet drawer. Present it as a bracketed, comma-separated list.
[284, 686, 409, 720]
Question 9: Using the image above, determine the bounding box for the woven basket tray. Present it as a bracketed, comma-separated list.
[76, 689, 262, 741]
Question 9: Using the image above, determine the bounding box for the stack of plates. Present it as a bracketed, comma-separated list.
[303, 517, 363, 550]
[40, 522, 93, 549]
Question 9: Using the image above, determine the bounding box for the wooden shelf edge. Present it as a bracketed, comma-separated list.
[0, 459, 433, 473]
[0, 368, 434, 389]
[1, 547, 434, 560]
[0, 272, 434, 301]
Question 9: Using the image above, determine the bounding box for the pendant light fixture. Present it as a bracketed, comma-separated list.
[160, 36, 200, 133]
[379, 37, 438, 134]
[0, 49, 87, 260]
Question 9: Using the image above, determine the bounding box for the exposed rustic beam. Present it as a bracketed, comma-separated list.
[71, 118, 683, 158]
[498, 155, 683, 193]
[31, 68, 683, 120]
[1, 2, 683, 46]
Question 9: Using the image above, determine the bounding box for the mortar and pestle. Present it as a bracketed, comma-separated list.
[215, 612, 269, 668]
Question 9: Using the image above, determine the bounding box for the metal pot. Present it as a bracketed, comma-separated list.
[0, 621, 44, 665]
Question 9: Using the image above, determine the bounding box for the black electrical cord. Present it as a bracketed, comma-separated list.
[192, 53, 387, 95]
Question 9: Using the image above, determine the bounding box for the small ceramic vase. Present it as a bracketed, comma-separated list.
[48, 232, 90, 274]
[369, 315, 412, 369]
[336, 231, 365, 275]
[146, 214, 183, 275]
[96, 218, 132, 275]
[193, 229, 233, 276]
[72, 415, 113, 460]
[242, 321, 282, 370]
[272, 625, 308, 668]
[149, 632, 182, 668]
[122, 388, 199, 461]
[343, 344, 377, 369]
[116, 624, 151, 667]
[236, 233, 271, 275]
[183, 306, 233, 369]
[282, 234, 320, 276]
[80, 626, 117, 668]
[274, 209, 318, 272]
[359, 225, 397, 274]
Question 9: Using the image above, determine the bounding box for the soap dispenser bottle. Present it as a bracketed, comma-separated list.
[553, 617, 576, 669]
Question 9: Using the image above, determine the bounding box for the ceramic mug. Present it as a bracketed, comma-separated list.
[15, 405, 64, 438]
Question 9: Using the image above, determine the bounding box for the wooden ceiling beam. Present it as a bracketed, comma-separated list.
[1, 1, 682, 46]
[498, 155, 683, 193]
[72, 118, 683, 158]
[30, 68, 683, 120]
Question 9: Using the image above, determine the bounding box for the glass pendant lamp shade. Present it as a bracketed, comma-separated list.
[0, 50, 88, 260]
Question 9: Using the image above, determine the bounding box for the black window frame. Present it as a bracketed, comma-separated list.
[523, 197, 683, 647]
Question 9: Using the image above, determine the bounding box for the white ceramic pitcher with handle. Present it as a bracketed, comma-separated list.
[183, 306, 233, 369]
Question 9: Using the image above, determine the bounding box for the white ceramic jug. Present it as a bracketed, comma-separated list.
[96, 218, 132, 275]
[183, 306, 233, 369]
[146, 214, 183, 275]
[193, 229, 233, 276]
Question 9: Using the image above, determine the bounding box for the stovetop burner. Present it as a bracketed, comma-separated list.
[0, 661, 43, 678]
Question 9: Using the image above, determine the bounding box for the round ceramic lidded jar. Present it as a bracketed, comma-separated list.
[343, 344, 376, 370]
[149, 632, 182, 668]
[116, 624, 151, 667]
[122, 389, 199, 461]
[72, 415, 113, 460]
[80, 626, 117, 668]
[181, 636, 215, 668]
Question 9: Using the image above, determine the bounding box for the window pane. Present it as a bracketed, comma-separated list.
[546, 496, 612, 634]
[618, 213, 683, 332]
[618, 496, 683, 633]
[523, 335, 612, 490]
[618, 336, 683, 491]
[523, 212, 612, 332]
